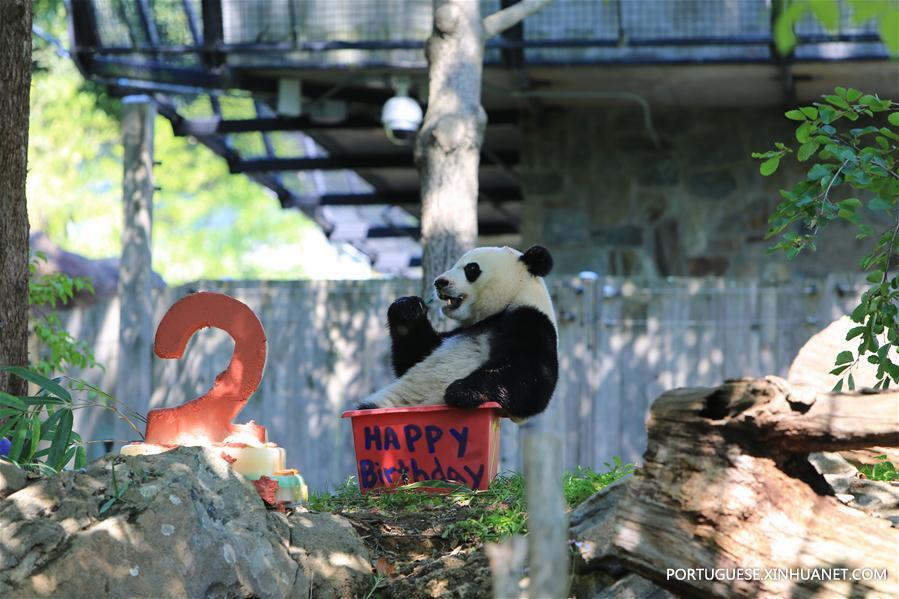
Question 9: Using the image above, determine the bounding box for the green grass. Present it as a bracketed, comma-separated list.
[859, 455, 899, 482]
[308, 459, 635, 544]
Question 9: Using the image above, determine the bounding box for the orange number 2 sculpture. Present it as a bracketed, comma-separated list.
[144, 292, 268, 445]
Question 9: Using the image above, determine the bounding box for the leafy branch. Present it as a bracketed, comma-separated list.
[0, 366, 145, 473]
[755, 87, 899, 391]
[29, 251, 101, 377]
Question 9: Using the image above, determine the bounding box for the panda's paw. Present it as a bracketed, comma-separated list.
[354, 401, 379, 411]
[388, 296, 428, 331]
[444, 380, 486, 409]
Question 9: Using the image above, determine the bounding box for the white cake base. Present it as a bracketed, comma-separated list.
[120, 443, 286, 479]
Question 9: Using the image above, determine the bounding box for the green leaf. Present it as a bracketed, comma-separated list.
[889, 112, 899, 127]
[836, 350, 854, 365]
[810, 0, 840, 30]
[75, 445, 87, 469]
[8, 419, 28, 463]
[27, 415, 41, 461]
[40, 409, 65, 440]
[47, 410, 73, 471]
[869, 197, 893, 211]
[0, 416, 19, 441]
[830, 364, 850, 376]
[846, 326, 866, 340]
[826, 95, 852, 110]
[798, 141, 820, 162]
[0, 367, 71, 402]
[800, 106, 819, 120]
[0, 392, 27, 411]
[838, 198, 862, 210]
[807, 163, 832, 182]
[785, 109, 807, 121]
[818, 106, 836, 124]
[760, 157, 781, 176]
[848, 373, 855, 390]
[832, 379, 844, 392]
[867, 270, 885, 283]
[881, 127, 899, 142]
[99, 496, 117, 515]
[62, 446, 77, 470]
[837, 208, 859, 223]
[796, 122, 812, 143]
[879, 7, 899, 55]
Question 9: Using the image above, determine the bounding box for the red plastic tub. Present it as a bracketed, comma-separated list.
[341, 403, 503, 493]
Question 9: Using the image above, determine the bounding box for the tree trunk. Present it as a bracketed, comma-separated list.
[415, 0, 553, 298]
[0, 0, 33, 397]
[415, 0, 486, 295]
[571, 377, 899, 598]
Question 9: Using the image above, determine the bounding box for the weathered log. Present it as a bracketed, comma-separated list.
[572, 377, 899, 598]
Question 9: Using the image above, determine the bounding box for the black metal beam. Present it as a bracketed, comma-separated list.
[169, 109, 518, 136]
[230, 151, 518, 173]
[367, 221, 518, 240]
[200, 0, 225, 67]
[500, 0, 525, 70]
[171, 114, 378, 135]
[297, 187, 522, 206]
[68, 0, 100, 74]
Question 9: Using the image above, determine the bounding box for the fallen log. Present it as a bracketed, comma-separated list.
[571, 377, 899, 598]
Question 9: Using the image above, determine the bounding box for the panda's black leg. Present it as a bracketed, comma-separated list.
[444, 373, 495, 409]
[388, 296, 441, 376]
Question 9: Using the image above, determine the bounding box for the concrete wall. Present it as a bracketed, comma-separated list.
[519, 106, 874, 278]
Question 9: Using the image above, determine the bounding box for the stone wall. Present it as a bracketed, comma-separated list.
[519, 106, 872, 278]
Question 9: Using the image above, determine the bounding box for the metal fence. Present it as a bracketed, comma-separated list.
[59, 275, 863, 491]
[75, 0, 886, 69]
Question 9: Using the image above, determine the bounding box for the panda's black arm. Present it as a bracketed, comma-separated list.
[444, 309, 558, 419]
[387, 296, 442, 377]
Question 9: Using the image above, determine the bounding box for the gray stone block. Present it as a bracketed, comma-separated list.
[638, 159, 679, 186]
[686, 170, 738, 199]
[592, 225, 644, 247]
[544, 209, 591, 245]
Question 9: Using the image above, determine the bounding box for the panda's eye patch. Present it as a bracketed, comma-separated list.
[464, 262, 481, 283]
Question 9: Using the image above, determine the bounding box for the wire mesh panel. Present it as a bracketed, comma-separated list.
[81, 0, 889, 68]
[524, 0, 772, 64]
[793, 0, 886, 60]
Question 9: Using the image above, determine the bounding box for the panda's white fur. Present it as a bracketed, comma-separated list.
[436, 246, 557, 331]
[360, 246, 557, 411]
[362, 334, 492, 408]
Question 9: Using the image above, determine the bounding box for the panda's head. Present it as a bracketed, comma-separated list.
[433, 245, 555, 327]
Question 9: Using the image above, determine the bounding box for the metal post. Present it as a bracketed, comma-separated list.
[117, 95, 155, 447]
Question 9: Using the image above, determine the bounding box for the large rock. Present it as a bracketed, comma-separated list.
[0, 460, 25, 499]
[787, 315, 879, 391]
[0, 447, 370, 598]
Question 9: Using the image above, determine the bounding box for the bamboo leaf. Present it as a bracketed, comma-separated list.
[0, 392, 27, 411]
[0, 367, 70, 402]
[8, 420, 29, 463]
[47, 410, 73, 471]
[27, 415, 41, 461]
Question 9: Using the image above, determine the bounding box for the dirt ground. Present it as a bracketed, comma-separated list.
[338, 508, 494, 598]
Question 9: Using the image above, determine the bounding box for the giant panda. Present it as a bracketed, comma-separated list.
[357, 245, 558, 420]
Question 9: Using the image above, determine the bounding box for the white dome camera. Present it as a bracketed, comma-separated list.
[381, 78, 422, 145]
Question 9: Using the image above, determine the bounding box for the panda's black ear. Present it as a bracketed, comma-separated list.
[520, 245, 553, 277]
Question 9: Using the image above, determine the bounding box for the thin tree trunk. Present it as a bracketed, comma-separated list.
[415, 0, 486, 296]
[415, 0, 553, 297]
[0, 0, 33, 396]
